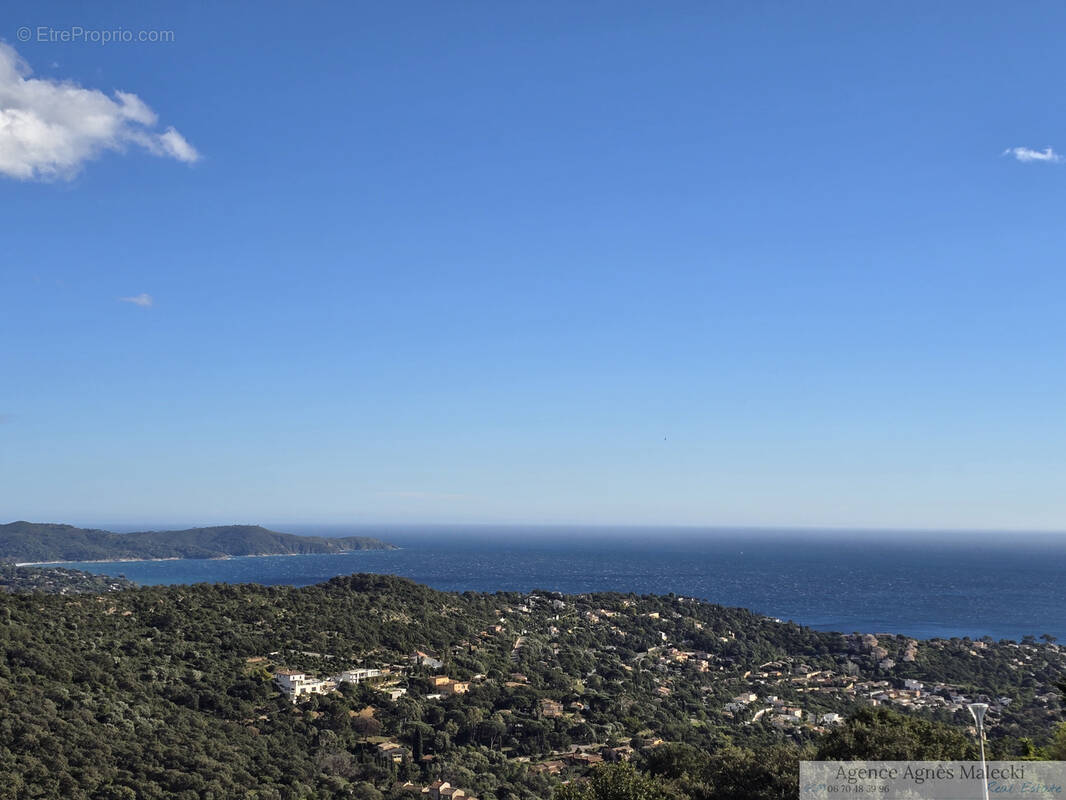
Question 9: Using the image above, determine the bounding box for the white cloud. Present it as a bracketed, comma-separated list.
[156, 127, 199, 161]
[1002, 146, 1063, 164]
[119, 293, 153, 307]
[0, 43, 200, 181]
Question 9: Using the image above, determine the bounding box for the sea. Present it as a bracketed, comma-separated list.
[51, 526, 1066, 643]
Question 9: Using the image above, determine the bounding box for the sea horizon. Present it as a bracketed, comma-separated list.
[85, 520, 1066, 538]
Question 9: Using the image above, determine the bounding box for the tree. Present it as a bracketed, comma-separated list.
[817, 707, 975, 761]
[96, 787, 137, 800]
[705, 744, 804, 800]
[411, 724, 425, 761]
[1048, 724, 1066, 761]
[351, 782, 384, 800]
[479, 715, 508, 750]
[642, 743, 710, 781]
[553, 762, 670, 800]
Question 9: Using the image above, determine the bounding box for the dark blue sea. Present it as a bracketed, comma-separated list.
[52, 527, 1066, 642]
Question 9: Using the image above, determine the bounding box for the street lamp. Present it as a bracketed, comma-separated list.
[968, 702, 990, 800]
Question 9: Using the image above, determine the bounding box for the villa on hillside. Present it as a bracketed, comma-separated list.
[377, 742, 410, 764]
[540, 698, 564, 718]
[273, 664, 391, 702]
[395, 780, 479, 799]
[429, 676, 470, 696]
[336, 667, 385, 684]
[411, 651, 445, 670]
[273, 670, 336, 701]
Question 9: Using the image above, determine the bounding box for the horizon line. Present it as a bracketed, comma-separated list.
[6, 518, 1066, 537]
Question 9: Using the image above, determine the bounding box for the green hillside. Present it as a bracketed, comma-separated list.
[0, 575, 1063, 799]
[0, 521, 396, 563]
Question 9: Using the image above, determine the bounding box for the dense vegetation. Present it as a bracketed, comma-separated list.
[0, 564, 135, 594]
[0, 574, 1062, 800]
[0, 521, 395, 563]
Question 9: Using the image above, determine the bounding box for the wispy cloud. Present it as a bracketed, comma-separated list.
[119, 293, 153, 307]
[1002, 146, 1063, 164]
[0, 43, 200, 181]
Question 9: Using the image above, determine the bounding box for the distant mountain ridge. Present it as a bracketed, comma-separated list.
[0, 521, 396, 564]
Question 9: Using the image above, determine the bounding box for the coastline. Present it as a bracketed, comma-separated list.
[15, 557, 188, 566]
[14, 549, 396, 567]
[13, 536, 1063, 643]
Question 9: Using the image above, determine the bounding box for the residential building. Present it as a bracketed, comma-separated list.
[273, 670, 335, 702]
[540, 698, 564, 718]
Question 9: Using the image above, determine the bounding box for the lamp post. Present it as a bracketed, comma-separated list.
[968, 702, 990, 800]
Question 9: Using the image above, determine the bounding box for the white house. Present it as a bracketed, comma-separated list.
[335, 668, 383, 684]
[274, 669, 335, 702]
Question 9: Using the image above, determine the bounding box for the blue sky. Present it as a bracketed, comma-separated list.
[2, 2, 1065, 530]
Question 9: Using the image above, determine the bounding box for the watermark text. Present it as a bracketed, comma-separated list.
[17, 26, 175, 45]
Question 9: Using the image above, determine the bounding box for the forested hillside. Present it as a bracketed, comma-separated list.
[0, 521, 395, 563]
[1, 575, 1063, 800]
[0, 564, 134, 594]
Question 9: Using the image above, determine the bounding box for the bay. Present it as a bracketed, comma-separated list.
[52, 527, 1066, 642]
